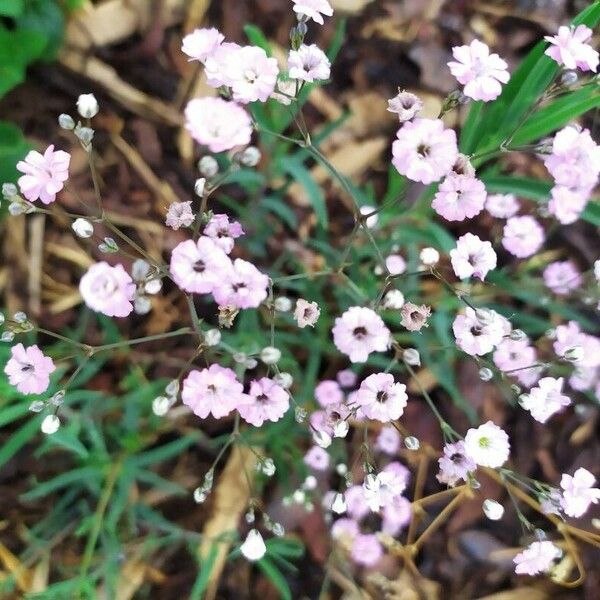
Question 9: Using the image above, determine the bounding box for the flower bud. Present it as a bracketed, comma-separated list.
[274, 296, 292, 312]
[420, 247, 439, 266]
[58, 113, 75, 130]
[403, 348, 421, 366]
[2, 183, 18, 199]
[383, 289, 405, 309]
[274, 371, 293, 388]
[76, 93, 99, 118]
[238, 146, 261, 167]
[260, 346, 281, 365]
[204, 329, 221, 346]
[479, 367, 493, 381]
[330, 493, 347, 514]
[41, 414, 60, 434]
[482, 498, 504, 521]
[194, 177, 206, 197]
[198, 155, 219, 177]
[560, 70, 578, 87]
[72, 218, 94, 238]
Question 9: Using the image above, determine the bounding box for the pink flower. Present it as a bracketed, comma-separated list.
[544, 25, 599, 72]
[4, 344, 55, 395]
[292, 0, 333, 24]
[294, 298, 321, 328]
[304, 446, 330, 470]
[170, 236, 231, 295]
[432, 174, 486, 221]
[238, 377, 290, 426]
[212, 258, 268, 309]
[337, 369, 357, 388]
[382, 496, 412, 536]
[543, 261, 582, 295]
[182, 364, 245, 419]
[392, 118, 458, 184]
[315, 380, 343, 407]
[387, 90, 423, 122]
[560, 467, 600, 518]
[203, 213, 244, 254]
[332, 307, 391, 363]
[548, 185, 589, 225]
[493, 339, 540, 387]
[344, 485, 370, 521]
[520, 377, 571, 424]
[79, 262, 135, 317]
[544, 126, 600, 190]
[502, 216, 545, 258]
[514, 541, 561, 576]
[227, 46, 279, 104]
[355, 373, 408, 422]
[450, 233, 496, 280]
[448, 39, 509, 101]
[351, 534, 383, 566]
[453, 307, 507, 356]
[400, 302, 431, 332]
[485, 193, 520, 219]
[288, 44, 330, 82]
[553, 321, 600, 369]
[464, 421, 510, 468]
[437, 441, 476, 487]
[363, 469, 407, 511]
[181, 28, 224, 63]
[204, 42, 241, 88]
[385, 254, 406, 276]
[17, 145, 70, 205]
[165, 201, 195, 230]
[331, 518, 359, 541]
[375, 425, 401, 455]
[185, 97, 252, 153]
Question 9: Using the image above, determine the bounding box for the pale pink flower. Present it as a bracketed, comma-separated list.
[182, 364, 245, 419]
[544, 25, 599, 72]
[165, 201, 194, 230]
[331, 518, 359, 540]
[448, 40, 509, 101]
[387, 90, 423, 122]
[315, 379, 343, 407]
[4, 344, 55, 395]
[288, 44, 330, 82]
[382, 496, 412, 536]
[351, 534, 383, 566]
[553, 321, 600, 369]
[493, 339, 540, 387]
[450, 233, 497, 280]
[238, 377, 290, 426]
[203, 213, 244, 254]
[337, 369, 357, 388]
[514, 541, 561, 576]
[227, 46, 279, 104]
[543, 261, 582, 295]
[363, 469, 406, 511]
[181, 27, 224, 63]
[569, 366, 598, 392]
[544, 126, 600, 190]
[304, 446, 330, 471]
[392, 118, 458, 184]
[520, 377, 571, 424]
[170, 236, 231, 295]
[212, 258, 268, 309]
[375, 425, 401, 455]
[432, 174, 486, 221]
[79, 262, 135, 318]
[332, 307, 391, 363]
[485, 193, 520, 218]
[452, 153, 476, 177]
[345, 485, 370, 521]
[17, 145, 70, 204]
[464, 421, 510, 468]
[355, 373, 408, 422]
[453, 307, 507, 356]
[292, 0, 333, 24]
[294, 298, 321, 328]
[548, 185, 589, 225]
[560, 467, 600, 518]
[385, 254, 406, 276]
[437, 441, 476, 487]
[502, 216, 545, 258]
[400, 302, 431, 332]
[204, 42, 241, 88]
[185, 97, 252, 153]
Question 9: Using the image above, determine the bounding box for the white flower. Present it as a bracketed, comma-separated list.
[387, 90, 423, 122]
[464, 421, 510, 468]
[519, 377, 571, 423]
[560, 467, 600, 518]
[76, 94, 99, 118]
[288, 44, 330, 82]
[383, 289, 405, 309]
[292, 0, 333, 24]
[363, 470, 406, 512]
[419, 247, 439, 266]
[330, 492, 347, 514]
[260, 346, 281, 365]
[41, 414, 60, 434]
[482, 498, 504, 521]
[240, 529, 267, 561]
[514, 541, 561, 576]
[450, 233, 497, 281]
[294, 298, 320, 328]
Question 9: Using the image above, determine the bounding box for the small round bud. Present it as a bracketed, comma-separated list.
[313, 429, 332, 448]
[233, 352, 247, 364]
[479, 367, 493, 382]
[194, 177, 206, 197]
[560, 70, 578, 87]
[420, 247, 439, 266]
[144, 278, 162, 295]
[50, 390, 65, 406]
[475, 308, 495, 326]
[8, 201, 26, 216]
[483, 499, 504, 520]
[2, 183, 18, 199]
[404, 436, 420, 450]
[193, 487, 208, 504]
[134, 296, 152, 315]
[13, 311, 27, 323]
[1, 331, 15, 342]
[383, 289, 405, 309]
[165, 379, 179, 397]
[72, 218, 94, 238]
[76, 94, 99, 118]
[41, 414, 60, 434]
[245, 358, 258, 369]
[238, 146, 261, 167]
[204, 329, 221, 347]
[403, 348, 421, 366]
[58, 113, 76, 130]
[274, 371, 293, 389]
[274, 296, 292, 312]
[29, 400, 46, 413]
[260, 346, 281, 365]
[294, 406, 307, 423]
[75, 125, 94, 146]
[335, 463, 348, 476]
[509, 329, 527, 341]
[303, 475, 318, 490]
[198, 156, 219, 178]
[262, 458, 276, 476]
[152, 396, 171, 416]
[359, 205, 378, 228]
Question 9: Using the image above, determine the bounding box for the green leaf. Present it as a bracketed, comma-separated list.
[21, 466, 101, 500]
[256, 558, 293, 600]
[278, 156, 328, 227]
[15, 0, 65, 59]
[190, 543, 219, 600]
[459, 100, 484, 154]
[243, 24, 271, 55]
[0, 28, 47, 98]
[0, 0, 24, 17]
[0, 416, 41, 469]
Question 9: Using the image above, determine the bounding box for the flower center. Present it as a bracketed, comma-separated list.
[353, 326, 367, 339]
[193, 260, 205, 273]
